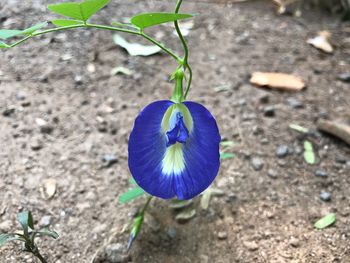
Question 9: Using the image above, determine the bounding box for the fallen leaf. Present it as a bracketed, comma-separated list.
[314, 213, 336, 229]
[250, 72, 305, 91]
[169, 199, 192, 209]
[113, 34, 161, 56]
[303, 140, 315, 165]
[110, 66, 133, 76]
[317, 120, 350, 146]
[44, 179, 57, 199]
[172, 20, 194, 37]
[175, 208, 196, 223]
[200, 188, 225, 210]
[307, 31, 333, 54]
[289, 124, 309, 133]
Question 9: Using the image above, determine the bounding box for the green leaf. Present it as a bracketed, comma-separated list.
[220, 152, 235, 160]
[48, 0, 109, 22]
[175, 208, 196, 223]
[113, 34, 161, 56]
[119, 187, 145, 204]
[289, 124, 309, 133]
[303, 140, 315, 165]
[131, 12, 194, 29]
[51, 19, 83, 27]
[17, 211, 34, 236]
[0, 30, 22, 40]
[129, 178, 137, 185]
[314, 213, 336, 229]
[0, 41, 10, 48]
[0, 234, 23, 247]
[21, 22, 48, 35]
[0, 22, 47, 40]
[127, 214, 144, 250]
[34, 227, 59, 239]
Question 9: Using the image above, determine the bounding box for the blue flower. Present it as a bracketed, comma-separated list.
[128, 100, 220, 200]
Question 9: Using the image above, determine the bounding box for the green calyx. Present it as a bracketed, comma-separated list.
[171, 68, 185, 103]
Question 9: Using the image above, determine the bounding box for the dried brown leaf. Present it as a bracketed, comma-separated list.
[307, 31, 333, 54]
[250, 72, 305, 91]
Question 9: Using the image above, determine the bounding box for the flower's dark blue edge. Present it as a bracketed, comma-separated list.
[128, 100, 220, 200]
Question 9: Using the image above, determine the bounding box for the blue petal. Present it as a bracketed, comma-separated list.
[176, 101, 221, 199]
[128, 100, 176, 199]
[128, 100, 220, 200]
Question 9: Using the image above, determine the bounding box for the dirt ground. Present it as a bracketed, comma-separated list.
[1, 0, 350, 262]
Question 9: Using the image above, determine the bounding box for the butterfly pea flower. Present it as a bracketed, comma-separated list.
[128, 100, 220, 200]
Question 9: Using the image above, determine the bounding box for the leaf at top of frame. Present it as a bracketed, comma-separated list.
[131, 12, 194, 29]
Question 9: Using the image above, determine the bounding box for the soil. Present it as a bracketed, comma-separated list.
[1, 0, 350, 262]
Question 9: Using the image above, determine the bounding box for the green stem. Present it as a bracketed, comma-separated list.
[140, 196, 153, 216]
[32, 247, 47, 263]
[173, 0, 193, 99]
[9, 23, 181, 63]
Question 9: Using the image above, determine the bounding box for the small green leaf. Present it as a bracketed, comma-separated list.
[0, 234, 24, 246]
[304, 140, 315, 165]
[131, 12, 194, 29]
[48, 0, 109, 22]
[119, 187, 145, 204]
[220, 140, 235, 148]
[21, 22, 48, 35]
[17, 211, 34, 236]
[0, 41, 10, 48]
[314, 213, 336, 229]
[220, 152, 235, 160]
[289, 124, 309, 133]
[0, 30, 22, 40]
[127, 214, 144, 250]
[129, 178, 137, 185]
[113, 34, 161, 56]
[34, 228, 59, 239]
[51, 19, 83, 27]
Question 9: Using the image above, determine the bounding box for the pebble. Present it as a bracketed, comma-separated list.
[320, 191, 331, 202]
[289, 237, 300, 247]
[243, 241, 259, 251]
[39, 215, 52, 227]
[335, 155, 347, 164]
[263, 106, 275, 117]
[258, 93, 270, 104]
[251, 157, 264, 171]
[166, 227, 177, 240]
[103, 243, 129, 263]
[338, 73, 350, 82]
[30, 138, 43, 151]
[0, 220, 12, 232]
[267, 169, 278, 179]
[276, 145, 289, 158]
[74, 75, 83, 85]
[35, 118, 54, 134]
[315, 170, 328, 178]
[102, 154, 118, 167]
[2, 106, 15, 117]
[16, 91, 26, 101]
[217, 231, 228, 240]
[286, 97, 303, 109]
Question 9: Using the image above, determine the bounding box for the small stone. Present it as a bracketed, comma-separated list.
[217, 231, 228, 240]
[251, 157, 264, 171]
[289, 237, 300, 247]
[102, 154, 118, 167]
[16, 91, 26, 101]
[338, 73, 350, 82]
[276, 145, 289, 158]
[166, 227, 177, 240]
[243, 241, 259, 251]
[35, 118, 54, 134]
[320, 191, 331, 202]
[335, 155, 347, 164]
[74, 75, 83, 85]
[263, 106, 275, 117]
[39, 215, 52, 227]
[258, 93, 270, 104]
[267, 169, 278, 179]
[30, 138, 43, 151]
[2, 106, 15, 117]
[0, 220, 12, 232]
[315, 170, 328, 178]
[103, 243, 129, 263]
[286, 97, 303, 109]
